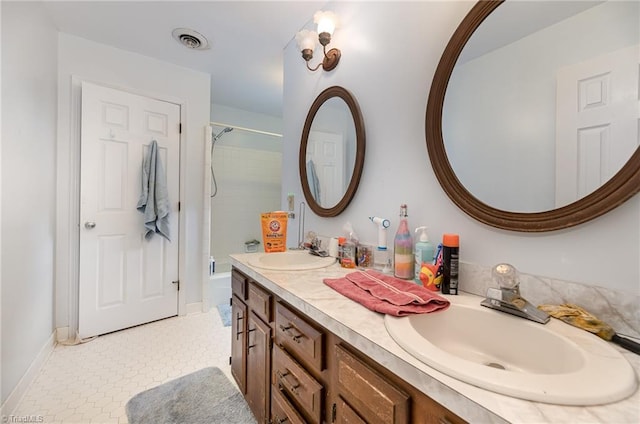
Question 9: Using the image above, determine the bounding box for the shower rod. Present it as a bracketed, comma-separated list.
[209, 121, 283, 138]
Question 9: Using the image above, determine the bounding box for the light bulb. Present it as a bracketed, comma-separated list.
[295, 29, 317, 52]
[314, 11, 338, 35]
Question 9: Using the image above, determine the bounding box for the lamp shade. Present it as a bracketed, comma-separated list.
[314, 10, 337, 35]
[296, 29, 318, 51]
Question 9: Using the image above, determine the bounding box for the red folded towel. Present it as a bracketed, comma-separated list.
[323, 269, 450, 317]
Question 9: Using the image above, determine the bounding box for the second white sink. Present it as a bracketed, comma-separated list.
[247, 250, 337, 271]
[385, 293, 637, 405]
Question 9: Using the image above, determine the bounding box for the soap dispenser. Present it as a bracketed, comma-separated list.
[414, 227, 434, 284]
[393, 204, 414, 279]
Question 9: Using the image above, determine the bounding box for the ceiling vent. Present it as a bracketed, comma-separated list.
[172, 28, 210, 50]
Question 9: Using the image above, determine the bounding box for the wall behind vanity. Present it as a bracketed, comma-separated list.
[281, 1, 639, 297]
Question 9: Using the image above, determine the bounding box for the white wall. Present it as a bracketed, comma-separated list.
[55, 33, 211, 331]
[1, 1, 58, 405]
[282, 1, 640, 296]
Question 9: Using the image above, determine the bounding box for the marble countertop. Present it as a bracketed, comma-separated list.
[230, 253, 640, 424]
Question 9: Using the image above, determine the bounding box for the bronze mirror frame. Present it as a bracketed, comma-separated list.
[299, 86, 366, 217]
[426, 0, 640, 232]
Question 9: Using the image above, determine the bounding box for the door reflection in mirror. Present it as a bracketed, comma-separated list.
[443, 1, 639, 213]
[306, 96, 356, 208]
[299, 86, 365, 217]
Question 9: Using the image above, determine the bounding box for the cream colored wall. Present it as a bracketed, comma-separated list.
[282, 1, 640, 296]
[1, 1, 58, 406]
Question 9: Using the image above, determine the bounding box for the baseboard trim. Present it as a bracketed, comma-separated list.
[186, 302, 203, 315]
[0, 331, 56, 416]
[56, 326, 70, 342]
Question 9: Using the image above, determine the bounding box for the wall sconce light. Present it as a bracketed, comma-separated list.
[295, 11, 341, 72]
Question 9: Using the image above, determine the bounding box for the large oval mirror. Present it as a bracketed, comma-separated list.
[426, 0, 640, 231]
[300, 86, 366, 217]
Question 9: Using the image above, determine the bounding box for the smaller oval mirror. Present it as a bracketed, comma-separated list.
[300, 86, 366, 217]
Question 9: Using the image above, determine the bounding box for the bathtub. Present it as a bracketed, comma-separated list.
[208, 271, 232, 309]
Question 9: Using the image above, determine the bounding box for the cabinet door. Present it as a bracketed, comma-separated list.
[231, 295, 247, 394]
[246, 312, 272, 424]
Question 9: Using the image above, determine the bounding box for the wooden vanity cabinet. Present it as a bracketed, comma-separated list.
[230, 270, 273, 424]
[230, 268, 466, 424]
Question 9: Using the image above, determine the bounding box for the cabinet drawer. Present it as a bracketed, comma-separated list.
[335, 344, 410, 424]
[271, 385, 306, 424]
[248, 281, 272, 323]
[273, 344, 323, 424]
[275, 302, 324, 371]
[336, 397, 367, 424]
[231, 269, 247, 300]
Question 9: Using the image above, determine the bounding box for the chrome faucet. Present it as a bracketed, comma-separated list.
[293, 203, 329, 257]
[480, 263, 550, 324]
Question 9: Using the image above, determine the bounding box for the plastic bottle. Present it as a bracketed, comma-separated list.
[414, 227, 434, 284]
[337, 237, 346, 263]
[393, 204, 414, 279]
[441, 234, 459, 295]
[369, 216, 390, 271]
[341, 238, 357, 268]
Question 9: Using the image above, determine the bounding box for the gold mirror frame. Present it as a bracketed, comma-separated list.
[299, 86, 366, 217]
[426, 0, 640, 232]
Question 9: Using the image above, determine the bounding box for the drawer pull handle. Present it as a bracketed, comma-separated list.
[438, 418, 453, 424]
[280, 323, 304, 343]
[276, 370, 300, 395]
[235, 313, 244, 340]
[247, 326, 257, 350]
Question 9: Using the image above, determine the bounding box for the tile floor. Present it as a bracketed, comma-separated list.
[12, 309, 232, 423]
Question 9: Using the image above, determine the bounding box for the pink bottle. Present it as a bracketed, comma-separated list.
[393, 204, 414, 279]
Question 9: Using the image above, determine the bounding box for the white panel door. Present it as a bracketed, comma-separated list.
[555, 45, 639, 207]
[79, 82, 180, 338]
[307, 131, 345, 207]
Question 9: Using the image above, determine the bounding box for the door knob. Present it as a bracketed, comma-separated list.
[84, 221, 96, 229]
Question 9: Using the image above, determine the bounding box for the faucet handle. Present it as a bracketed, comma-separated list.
[492, 263, 519, 289]
[486, 287, 503, 301]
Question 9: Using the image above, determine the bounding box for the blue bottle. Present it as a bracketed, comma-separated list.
[414, 227, 434, 284]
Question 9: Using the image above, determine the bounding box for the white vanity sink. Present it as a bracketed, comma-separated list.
[385, 293, 637, 405]
[247, 251, 337, 271]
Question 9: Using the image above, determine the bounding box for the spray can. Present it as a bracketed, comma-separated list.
[441, 234, 459, 295]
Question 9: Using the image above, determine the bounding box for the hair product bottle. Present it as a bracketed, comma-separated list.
[441, 233, 459, 294]
[414, 227, 434, 284]
[394, 204, 414, 279]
